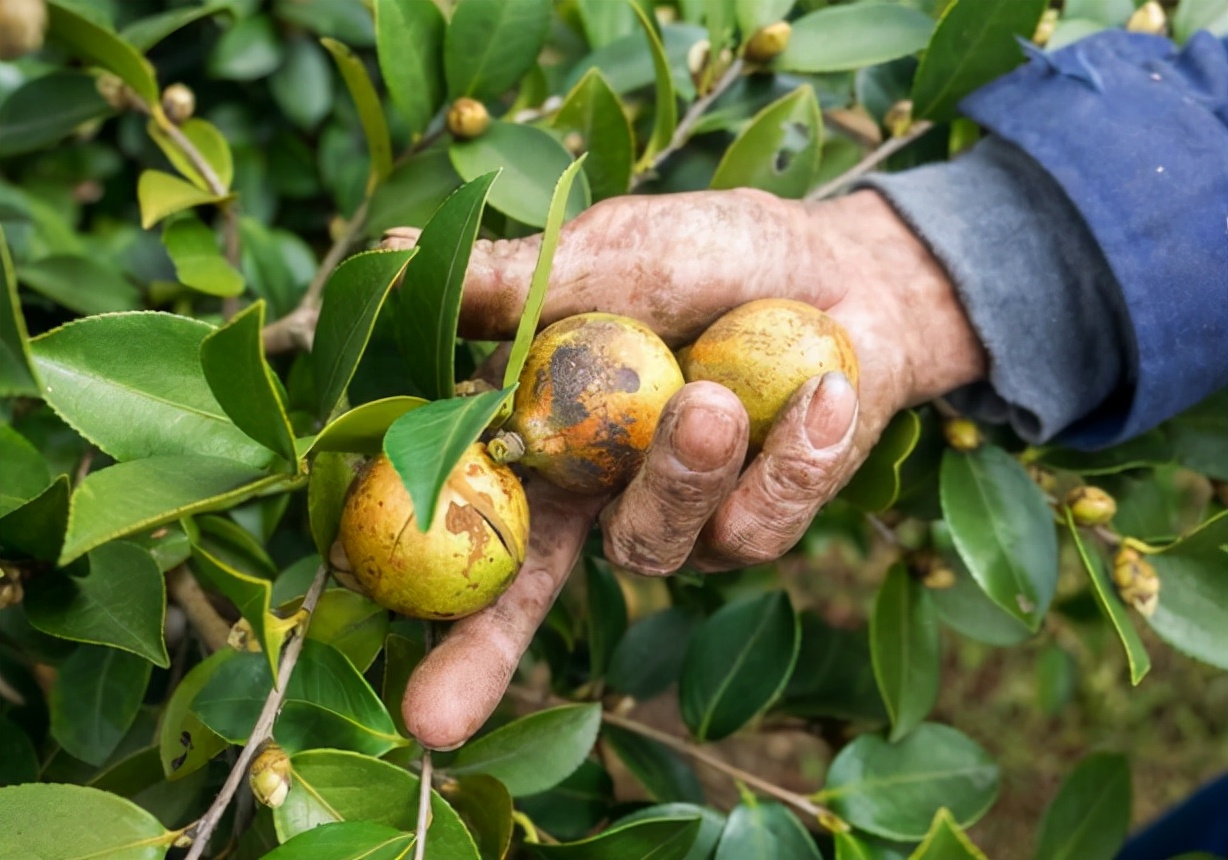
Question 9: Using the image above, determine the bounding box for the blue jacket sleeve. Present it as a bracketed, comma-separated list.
[959, 30, 1228, 448]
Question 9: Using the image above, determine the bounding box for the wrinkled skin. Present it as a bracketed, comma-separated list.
[358, 188, 986, 750]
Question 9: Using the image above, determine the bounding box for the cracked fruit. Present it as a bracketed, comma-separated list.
[338, 444, 529, 620]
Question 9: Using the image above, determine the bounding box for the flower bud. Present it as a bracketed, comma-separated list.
[161, 83, 196, 124]
[1032, 8, 1058, 46]
[1126, 1, 1166, 35]
[1026, 463, 1058, 495]
[447, 97, 490, 141]
[0, 0, 47, 61]
[1066, 485, 1117, 527]
[96, 73, 132, 111]
[908, 550, 956, 590]
[249, 741, 292, 808]
[921, 565, 956, 590]
[687, 38, 710, 89]
[1112, 545, 1160, 617]
[227, 617, 262, 653]
[744, 21, 791, 64]
[942, 418, 982, 452]
[0, 573, 23, 609]
[562, 131, 585, 156]
[883, 100, 914, 139]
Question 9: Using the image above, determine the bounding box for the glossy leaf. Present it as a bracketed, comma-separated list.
[270, 36, 336, 131]
[382, 386, 513, 530]
[309, 396, 428, 455]
[148, 118, 234, 192]
[25, 540, 169, 666]
[939, 446, 1058, 629]
[1173, 0, 1228, 42]
[0, 715, 38, 787]
[0, 72, 112, 157]
[450, 122, 589, 229]
[566, 23, 705, 99]
[736, 0, 794, 37]
[0, 783, 172, 860]
[137, 170, 227, 230]
[376, 0, 445, 137]
[380, 629, 425, 737]
[1146, 511, 1228, 669]
[444, 0, 552, 101]
[265, 821, 413, 860]
[162, 214, 245, 297]
[530, 815, 702, 860]
[1166, 389, 1228, 480]
[322, 37, 393, 196]
[1032, 752, 1130, 860]
[778, 4, 933, 74]
[158, 648, 235, 780]
[18, 254, 142, 315]
[209, 14, 284, 80]
[191, 544, 288, 677]
[679, 591, 800, 741]
[0, 225, 38, 396]
[817, 723, 999, 841]
[841, 410, 922, 512]
[585, 558, 628, 682]
[929, 522, 1034, 647]
[616, 804, 726, 860]
[50, 645, 152, 766]
[834, 832, 912, 860]
[604, 723, 703, 803]
[0, 475, 69, 562]
[397, 171, 497, 400]
[448, 703, 601, 796]
[365, 149, 464, 236]
[608, 606, 702, 700]
[46, 1, 160, 105]
[0, 424, 49, 515]
[122, 1, 234, 51]
[911, 0, 1048, 122]
[31, 312, 272, 467]
[909, 808, 987, 860]
[630, 0, 678, 167]
[1038, 429, 1173, 475]
[553, 68, 635, 201]
[710, 85, 823, 199]
[714, 798, 823, 860]
[299, 588, 389, 672]
[312, 248, 417, 418]
[871, 564, 940, 742]
[782, 613, 887, 723]
[439, 774, 514, 860]
[1066, 511, 1151, 685]
[307, 450, 363, 557]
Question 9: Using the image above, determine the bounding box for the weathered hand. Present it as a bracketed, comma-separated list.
[379, 188, 986, 749]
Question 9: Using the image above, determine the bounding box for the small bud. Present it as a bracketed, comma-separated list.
[0, 576, 23, 610]
[227, 617, 262, 653]
[942, 418, 982, 452]
[172, 834, 193, 849]
[1066, 485, 1117, 527]
[921, 565, 956, 590]
[249, 741, 292, 808]
[1126, 1, 1166, 35]
[0, 0, 48, 61]
[1112, 545, 1160, 616]
[687, 38, 711, 86]
[96, 73, 132, 111]
[908, 550, 956, 589]
[161, 83, 196, 124]
[1026, 463, 1058, 495]
[1032, 8, 1059, 46]
[883, 100, 914, 139]
[653, 5, 677, 26]
[744, 21, 791, 64]
[447, 97, 491, 141]
[562, 131, 585, 156]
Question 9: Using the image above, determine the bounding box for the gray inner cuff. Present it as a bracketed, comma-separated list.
[856, 136, 1132, 445]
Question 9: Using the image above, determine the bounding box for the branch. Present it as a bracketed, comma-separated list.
[167, 566, 231, 653]
[182, 565, 330, 860]
[805, 120, 935, 201]
[413, 623, 438, 860]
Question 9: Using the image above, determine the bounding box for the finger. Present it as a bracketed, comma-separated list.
[600, 382, 748, 575]
[690, 372, 860, 572]
[402, 481, 603, 751]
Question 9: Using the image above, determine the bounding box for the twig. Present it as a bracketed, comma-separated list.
[413, 623, 437, 860]
[866, 514, 901, 547]
[72, 447, 95, 488]
[631, 58, 746, 190]
[167, 566, 231, 653]
[805, 120, 935, 201]
[182, 565, 330, 860]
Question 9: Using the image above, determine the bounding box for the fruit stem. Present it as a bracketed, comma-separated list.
[487, 431, 526, 465]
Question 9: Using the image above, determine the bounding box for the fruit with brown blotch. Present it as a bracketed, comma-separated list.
[679, 298, 859, 449]
[490, 313, 685, 494]
[337, 444, 528, 620]
[447, 97, 491, 140]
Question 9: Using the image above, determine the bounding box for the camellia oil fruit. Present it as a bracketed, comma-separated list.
[681, 298, 859, 448]
[492, 313, 684, 494]
[338, 443, 529, 620]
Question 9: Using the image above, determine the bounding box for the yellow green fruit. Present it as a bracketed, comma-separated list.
[447, 97, 491, 140]
[744, 21, 791, 64]
[1066, 485, 1117, 527]
[942, 418, 982, 453]
[496, 313, 685, 494]
[338, 444, 528, 620]
[248, 741, 292, 809]
[680, 298, 859, 449]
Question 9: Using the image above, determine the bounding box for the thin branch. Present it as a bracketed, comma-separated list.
[805, 120, 935, 201]
[72, 446, 95, 488]
[413, 623, 438, 860]
[167, 566, 231, 654]
[182, 565, 330, 860]
[152, 113, 228, 199]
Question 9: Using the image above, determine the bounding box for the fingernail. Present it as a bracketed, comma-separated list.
[672, 407, 738, 472]
[805, 373, 856, 449]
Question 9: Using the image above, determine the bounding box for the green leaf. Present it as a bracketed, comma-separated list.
[552, 68, 635, 201]
[576, 0, 639, 48]
[137, 170, 228, 230]
[122, 1, 234, 52]
[736, 0, 794, 37]
[778, 4, 934, 74]
[1165, 389, 1228, 480]
[158, 648, 235, 780]
[365, 149, 465, 236]
[782, 613, 887, 723]
[585, 558, 628, 682]
[0, 225, 38, 396]
[376, 0, 445, 138]
[604, 723, 704, 804]
[630, 0, 678, 168]
[162, 214, 245, 297]
[201, 300, 297, 462]
[817, 723, 1000, 841]
[566, 23, 705, 99]
[209, 14, 284, 81]
[444, 0, 552, 101]
[608, 606, 702, 700]
[0, 783, 172, 860]
[50, 645, 152, 766]
[448, 703, 602, 796]
[714, 798, 822, 860]
[307, 451, 363, 557]
[0, 72, 112, 157]
[929, 522, 1034, 647]
[46, 0, 160, 105]
[1145, 511, 1228, 669]
[148, 118, 235, 192]
[1173, 0, 1228, 42]
[62, 455, 281, 564]
[500, 155, 589, 393]
[191, 544, 290, 677]
[322, 37, 394, 196]
[616, 804, 726, 860]
[439, 774, 513, 860]
[911, 0, 1048, 122]
[871, 564, 940, 742]
[381, 629, 425, 737]
[679, 591, 801, 741]
[273, 0, 376, 45]
[0, 424, 51, 516]
[31, 312, 273, 467]
[1032, 752, 1130, 860]
[449, 122, 590, 229]
[1066, 511, 1151, 685]
[301, 588, 389, 672]
[1037, 429, 1173, 475]
[25, 541, 169, 666]
[939, 446, 1058, 629]
[710, 85, 823, 199]
[265, 821, 413, 860]
[834, 832, 910, 860]
[531, 815, 702, 860]
[0, 475, 68, 561]
[841, 410, 922, 512]
[312, 248, 417, 418]
[382, 387, 514, 531]
[18, 254, 142, 315]
[397, 171, 498, 401]
[310, 396, 428, 455]
[909, 808, 987, 860]
[0, 715, 39, 786]
[274, 749, 479, 859]
[270, 36, 336, 131]
[1063, 0, 1135, 26]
